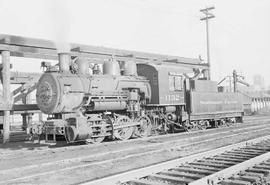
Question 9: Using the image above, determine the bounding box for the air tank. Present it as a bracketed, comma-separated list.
[123, 61, 137, 76]
[103, 58, 120, 75]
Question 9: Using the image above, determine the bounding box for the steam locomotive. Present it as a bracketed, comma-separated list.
[36, 53, 243, 143]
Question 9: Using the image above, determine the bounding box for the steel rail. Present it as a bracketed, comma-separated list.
[1, 117, 269, 158]
[1, 126, 270, 184]
[1, 123, 269, 175]
[190, 152, 270, 185]
[81, 135, 270, 185]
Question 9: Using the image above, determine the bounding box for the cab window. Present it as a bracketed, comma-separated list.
[169, 75, 183, 91]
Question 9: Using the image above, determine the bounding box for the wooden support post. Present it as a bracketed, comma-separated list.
[28, 113, 33, 125]
[21, 113, 27, 131]
[2, 50, 11, 143]
[22, 94, 31, 130]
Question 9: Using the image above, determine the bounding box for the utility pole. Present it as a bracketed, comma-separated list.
[232, 69, 249, 93]
[233, 70, 237, 92]
[200, 6, 215, 80]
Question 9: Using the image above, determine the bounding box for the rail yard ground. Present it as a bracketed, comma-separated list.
[1, 114, 270, 185]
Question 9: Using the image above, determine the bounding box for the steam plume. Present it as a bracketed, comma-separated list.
[45, 0, 71, 53]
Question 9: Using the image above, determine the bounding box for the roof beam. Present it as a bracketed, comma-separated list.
[0, 34, 208, 69]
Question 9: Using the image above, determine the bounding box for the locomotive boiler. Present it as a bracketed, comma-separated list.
[36, 53, 151, 142]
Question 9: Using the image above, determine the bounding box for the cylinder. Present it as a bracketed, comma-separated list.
[65, 126, 78, 142]
[65, 117, 92, 142]
[123, 61, 137, 76]
[76, 58, 89, 75]
[103, 58, 120, 75]
[58, 53, 70, 73]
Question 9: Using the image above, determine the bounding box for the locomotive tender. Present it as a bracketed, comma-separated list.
[36, 53, 243, 143]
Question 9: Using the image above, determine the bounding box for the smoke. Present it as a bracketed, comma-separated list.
[44, 0, 71, 53]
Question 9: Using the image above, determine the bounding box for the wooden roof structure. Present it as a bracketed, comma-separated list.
[0, 34, 209, 69]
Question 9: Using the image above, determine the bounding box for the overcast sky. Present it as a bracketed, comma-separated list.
[0, 0, 269, 86]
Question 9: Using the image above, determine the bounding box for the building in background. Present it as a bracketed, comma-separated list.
[253, 75, 265, 91]
[217, 72, 270, 115]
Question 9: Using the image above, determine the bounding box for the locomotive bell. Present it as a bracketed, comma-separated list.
[103, 58, 120, 75]
[123, 61, 137, 76]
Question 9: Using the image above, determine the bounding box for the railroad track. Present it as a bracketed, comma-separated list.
[1, 116, 270, 158]
[1, 116, 270, 184]
[1, 120, 270, 166]
[85, 136, 270, 185]
[1, 124, 270, 184]
[219, 156, 270, 184]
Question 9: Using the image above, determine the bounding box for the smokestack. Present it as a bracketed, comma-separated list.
[58, 53, 70, 73]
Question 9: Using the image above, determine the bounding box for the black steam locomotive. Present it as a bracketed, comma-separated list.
[36, 53, 243, 143]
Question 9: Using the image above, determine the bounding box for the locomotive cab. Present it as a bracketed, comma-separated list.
[137, 63, 194, 132]
[137, 63, 193, 105]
